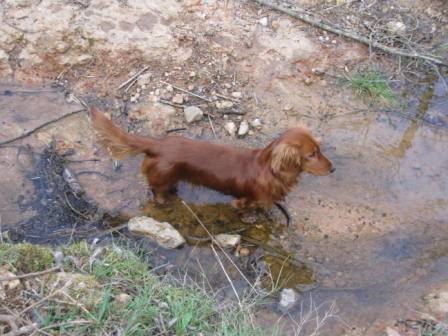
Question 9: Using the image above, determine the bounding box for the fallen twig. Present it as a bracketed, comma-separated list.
[118, 66, 150, 90]
[216, 93, 240, 103]
[165, 127, 187, 134]
[161, 81, 213, 102]
[0, 109, 86, 147]
[94, 223, 129, 239]
[208, 114, 218, 139]
[252, 0, 448, 67]
[0, 266, 61, 282]
[210, 244, 242, 306]
[159, 99, 184, 109]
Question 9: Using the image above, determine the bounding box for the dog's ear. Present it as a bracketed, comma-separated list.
[271, 143, 301, 173]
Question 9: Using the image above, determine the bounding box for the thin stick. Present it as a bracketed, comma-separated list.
[210, 244, 242, 306]
[252, 0, 448, 67]
[166, 127, 187, 134]
[208, 114, 218, 139]
[3, 89, 60, 94]
[159, 99, 184, 108]
[118, 66, 150, 90]
[161, 81, 213, 102]
[0, 266, 61, 282]
[94, 223, 129, 238]
[0, 109, 86, 147]
[216, 93, 240, 103]
[180, 200, 257, 292]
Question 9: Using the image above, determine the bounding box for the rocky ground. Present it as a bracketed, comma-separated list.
[1, 0, 448, 335]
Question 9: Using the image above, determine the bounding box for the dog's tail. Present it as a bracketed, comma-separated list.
[90, 107, 155, 160]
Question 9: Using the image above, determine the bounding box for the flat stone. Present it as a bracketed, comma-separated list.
[128, 216, 186, 249]
[238, 120, 249, 136]
[215, 234, 241, 248]
[224, 121, 236, 136]
[184, 105, 203, 123]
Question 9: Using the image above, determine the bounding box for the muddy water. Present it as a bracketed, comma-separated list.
[1, 77, 447, 335]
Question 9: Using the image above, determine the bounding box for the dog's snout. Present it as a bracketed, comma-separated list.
[330, 167, 336, 173]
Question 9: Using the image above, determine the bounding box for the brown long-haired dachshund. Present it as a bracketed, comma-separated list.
[90, 107, 334, 224]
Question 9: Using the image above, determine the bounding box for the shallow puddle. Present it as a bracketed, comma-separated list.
[1, 75, 447, 334]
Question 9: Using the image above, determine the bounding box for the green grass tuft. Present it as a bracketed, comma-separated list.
[345, 70, 395, 102]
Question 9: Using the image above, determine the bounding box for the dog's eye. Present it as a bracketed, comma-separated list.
[308, 152, 317, 159]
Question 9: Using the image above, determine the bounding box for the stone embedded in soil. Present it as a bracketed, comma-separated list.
[250, 118, 262, 128]
[238, 120, 249, 137]
[172, 93, 184, 104]
[231, 91, 242, 98]
[423, 283, 448, 315]
[128, 216, 186, 249]
[311, 68, 325, 76]
[184, 105, 203, 123]
[385, 327, 402, 336]
[216, 100, 234, 109]
[386, 21, 406, 35]
[215, 234, 241, 248]
[304, 77, 313, 85]
[278, 288, 299, 311]
[224, 121, 236, 136]
[259, 17, 268, 27]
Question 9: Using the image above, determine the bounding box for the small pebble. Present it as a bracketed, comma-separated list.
[231, 91, 242, 98]
[224, 121, 236, 136]
[239, 247, 250, 257]
[238, 120, 249, 136]
[259, 17, 268, 27]
[172, 94, 184, 104]
[304, 77, 313, 85]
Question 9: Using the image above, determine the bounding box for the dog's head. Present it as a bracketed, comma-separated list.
[269, 126, 334, 176]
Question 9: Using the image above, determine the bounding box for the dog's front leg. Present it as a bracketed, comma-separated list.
[231, 197, 258, 224]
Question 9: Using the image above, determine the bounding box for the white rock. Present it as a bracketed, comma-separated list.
[231, 91, 242, 98]
[279, 288, 299, 311]
[423, 283, 448, 314]
[250, 118, 262, 128]
[224, 121, 236, 136]
[166, 85, 174, 92]
[215, 234, 241, 248]
[386, 21, 406, 35]
[283, 104, 292, 111]
[238, 120, 249, 136]
[128, 216, 186, 249]
[184, 106, 203, 123]
[259, 17, 268, 27]
[216, 100, 234, 109]
[385, 327, 401, 336]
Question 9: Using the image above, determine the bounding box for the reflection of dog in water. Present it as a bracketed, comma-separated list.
[90, 107, 334, 225]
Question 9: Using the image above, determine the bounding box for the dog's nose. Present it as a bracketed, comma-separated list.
[330, 167, 336, 173]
